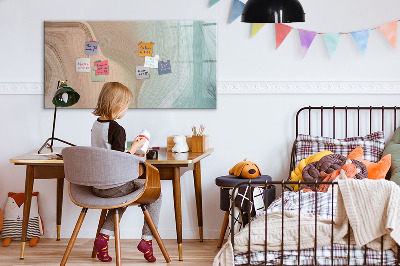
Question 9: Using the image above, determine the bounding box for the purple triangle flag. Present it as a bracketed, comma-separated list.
[229, 0, 245, 24]
[298, 29, 317, 58]
[351, 29, 370, 55]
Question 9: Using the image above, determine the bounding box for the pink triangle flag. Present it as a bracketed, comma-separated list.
[378, 21, 398, 50]
[298, 29, 317, 58]
[275, 23, 293, 49]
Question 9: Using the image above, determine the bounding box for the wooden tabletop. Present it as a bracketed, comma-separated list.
[10, 147, 214, 165]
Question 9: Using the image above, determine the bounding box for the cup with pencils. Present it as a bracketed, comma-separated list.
[191, 124, 209, 152]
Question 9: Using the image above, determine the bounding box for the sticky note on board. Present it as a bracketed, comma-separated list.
[158, 60, 172, 75]
[94, 60, 109, 76]
[144, 55, 160, 68]
[138, 42, 155, 57]
[85, 41, 98, 55]
[136, 66, 150, 79]
[91, 67, 105, 82]
[76, 58, 90, 72]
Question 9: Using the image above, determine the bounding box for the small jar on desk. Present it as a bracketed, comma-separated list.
[215, 175, 275, 248]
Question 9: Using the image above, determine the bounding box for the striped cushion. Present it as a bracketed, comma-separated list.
[1, 217, 41, 240]
[295, 131, 385, 167]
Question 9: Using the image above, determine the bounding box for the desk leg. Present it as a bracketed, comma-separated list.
[172, 167, 183, 261]
[56, 178, 64, 241]
[193, 161, 203, 242]
[20, 165, 34, 259]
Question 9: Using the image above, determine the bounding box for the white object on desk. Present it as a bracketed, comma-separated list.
[172, 135, 189, 153]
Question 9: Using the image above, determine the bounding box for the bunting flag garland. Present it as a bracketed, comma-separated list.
[251, 23, 266, 38]
[378, 21, 398, 50]
[298, 29, 317, 58]
[323, 33, 341, 58]
[351, 29, 370, 55]
[209, 0, 220, 7]
[275, 23, 293, 49]
[229, 0, 245, 24]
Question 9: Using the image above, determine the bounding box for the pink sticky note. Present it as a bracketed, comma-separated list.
[94, 60, 109, 76]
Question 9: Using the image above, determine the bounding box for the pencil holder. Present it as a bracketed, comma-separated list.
[191, 135, 209, 153]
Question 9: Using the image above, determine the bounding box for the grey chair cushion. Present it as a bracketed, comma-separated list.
[69, 180, 145, 208]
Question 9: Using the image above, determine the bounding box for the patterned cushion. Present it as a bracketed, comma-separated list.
[294, 131, 385, 167]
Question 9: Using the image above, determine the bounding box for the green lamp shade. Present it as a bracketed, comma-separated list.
[52, 84, 80, 107]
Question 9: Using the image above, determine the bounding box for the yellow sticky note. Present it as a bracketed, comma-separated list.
[138, 42, 155, 57]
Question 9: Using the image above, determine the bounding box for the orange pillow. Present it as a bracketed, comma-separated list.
[347, 146, 391, 180]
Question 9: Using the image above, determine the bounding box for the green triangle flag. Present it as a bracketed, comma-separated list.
[251, 23, 266, 38]
[323, 33, 341, 58]
[209, 0, 220, 7]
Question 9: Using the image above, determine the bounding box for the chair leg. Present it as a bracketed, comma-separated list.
[141, 205, 171, 263]
[217, 211, 230, 248]
[91, 209, 108, 258]
[114, 209, 121, 266]
[60, 208, 88, 266]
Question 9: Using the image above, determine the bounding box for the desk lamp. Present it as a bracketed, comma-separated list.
[38, 80, 80, 154]
[241, 0, 305, 23]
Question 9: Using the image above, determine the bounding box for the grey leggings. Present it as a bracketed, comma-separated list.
[92, 180, 162, 240]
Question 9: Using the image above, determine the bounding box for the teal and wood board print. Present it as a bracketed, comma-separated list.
[45, 21, 217, 109]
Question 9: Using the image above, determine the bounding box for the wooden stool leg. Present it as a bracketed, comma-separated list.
[114, 210, 121, 266]
[217, 211, 230, 248]
[141, 205, 171, 263]
[60, 208, 88, 266]
[91, 209, 108, 258]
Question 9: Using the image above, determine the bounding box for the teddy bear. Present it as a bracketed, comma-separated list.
[1, 192, 43, 247]
[172, 135, 189, 153]
[229, 159, 261, 179]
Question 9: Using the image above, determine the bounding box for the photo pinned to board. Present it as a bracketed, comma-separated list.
[136, 65, 150, 79]
[144, 55, 160, 68]
[76, 58, 90, 72]
[94, 60, 109, 75]
[85, 41, 98, 55]
[138, 42, 155, 57]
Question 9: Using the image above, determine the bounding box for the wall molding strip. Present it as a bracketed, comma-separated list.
[1, 81, 400, 95]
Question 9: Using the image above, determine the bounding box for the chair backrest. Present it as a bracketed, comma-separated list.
[62, 146, 145, 187]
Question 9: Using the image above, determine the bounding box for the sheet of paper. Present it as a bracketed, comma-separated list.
[76, 58, 90, 72]
[136, 66, 150, 79]
[91, 67, 105, 82]
[94, 60, 109, 76]
[144, 55, 160, 68]
[138, 42, 155, 57]
[158, 60, 172, 75]
[85, 41, 98, 55]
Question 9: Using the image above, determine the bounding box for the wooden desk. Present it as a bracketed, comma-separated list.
[10, 147, 213, 261]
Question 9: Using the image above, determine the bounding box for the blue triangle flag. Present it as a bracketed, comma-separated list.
[351, 29, 371, 55]
[209, 0, 220, 7]
[229, 0, 245, 24]
[323, 33, 341, 58]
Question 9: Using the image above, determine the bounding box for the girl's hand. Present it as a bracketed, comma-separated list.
[134, 148, 149, 157]
[129, 137, 147, 155]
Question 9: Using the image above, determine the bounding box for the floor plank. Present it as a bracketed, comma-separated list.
[0, 239, 221, 265]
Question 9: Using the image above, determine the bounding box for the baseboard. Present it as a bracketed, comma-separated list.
[1, 81, 400, 95]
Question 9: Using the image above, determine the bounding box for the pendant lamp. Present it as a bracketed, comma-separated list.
[241, 0, 305, 23]
[38, 80, 80, 154]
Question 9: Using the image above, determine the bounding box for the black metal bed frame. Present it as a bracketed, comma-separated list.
[230, 106, 400, 266]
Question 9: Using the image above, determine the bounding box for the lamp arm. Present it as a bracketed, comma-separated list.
[50, 105, 57, 148]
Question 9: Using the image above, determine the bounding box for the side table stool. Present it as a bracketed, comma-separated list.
[215, 175, 275, 248]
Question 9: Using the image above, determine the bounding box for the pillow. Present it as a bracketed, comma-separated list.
[382, 126, 400, 184]
[295, 131, 385, 167]
[348, 146, 391, 180]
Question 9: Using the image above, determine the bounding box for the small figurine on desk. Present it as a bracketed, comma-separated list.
[172, 135, 189, 153]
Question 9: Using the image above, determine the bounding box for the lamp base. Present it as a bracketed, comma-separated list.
[38, 137, 76, 154]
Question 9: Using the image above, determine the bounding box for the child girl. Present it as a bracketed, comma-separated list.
[91, 82, 162, 263]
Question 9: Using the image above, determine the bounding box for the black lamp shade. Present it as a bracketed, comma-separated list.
[241, 0, 305, 23]
[52, 84, 80, 107]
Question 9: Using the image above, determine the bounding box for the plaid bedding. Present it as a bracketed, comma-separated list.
[234, 191, 397, 265]
[294, 131, 385, 166]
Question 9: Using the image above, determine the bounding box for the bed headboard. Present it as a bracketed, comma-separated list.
[290, 106, 400, 178]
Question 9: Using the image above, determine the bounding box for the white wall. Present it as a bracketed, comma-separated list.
[1, 0, 400, 239]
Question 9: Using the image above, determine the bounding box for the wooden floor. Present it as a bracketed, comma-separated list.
[0, 239, 222, 265]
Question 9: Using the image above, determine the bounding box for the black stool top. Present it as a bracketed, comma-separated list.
[215, 175, 272, 188]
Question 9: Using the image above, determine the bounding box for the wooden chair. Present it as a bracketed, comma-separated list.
[60, 146, 171, 265]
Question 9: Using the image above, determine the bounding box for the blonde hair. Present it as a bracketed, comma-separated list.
[93, 82, 133, 120]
